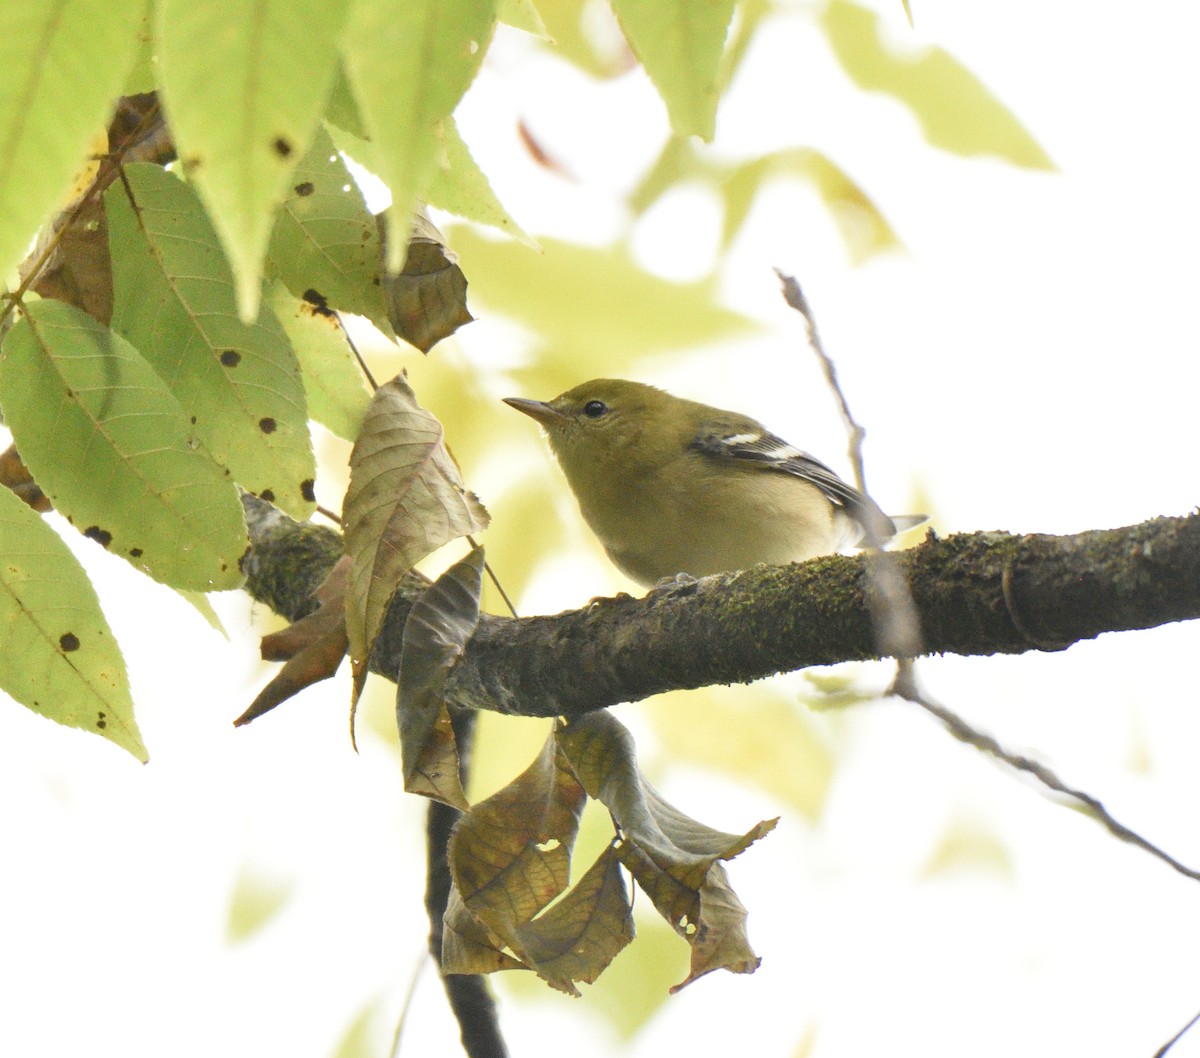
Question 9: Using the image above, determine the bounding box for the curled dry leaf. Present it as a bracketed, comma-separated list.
[396, 547, 488, 808]
[234, 554, 351, 727]
[379, 212, 474, 352]
[558, 709, 777, 990]
[343, 373, 489, 696]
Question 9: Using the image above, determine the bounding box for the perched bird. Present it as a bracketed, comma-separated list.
[504, 378, 923, 587]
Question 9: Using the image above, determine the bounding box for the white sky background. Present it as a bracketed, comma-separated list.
[3, 1, 1200, 1057]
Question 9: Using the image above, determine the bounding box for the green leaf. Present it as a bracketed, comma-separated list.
[0, 0, 145, 281]
[497, 0, 549, 38]
[610, 0, 736, 140]
[341, 0, 498, 270]
[0, 483, 147, 760]
[265, 123, 394, 338]
[821, 0, 1053, 169]
[264, 281, 370, 442]
[106, 163, 316, 519]
[446, 225, 760, 384]
[156, 0, 352, 318]
[0, 299, 248, 592]
[428, 117, 534, 245]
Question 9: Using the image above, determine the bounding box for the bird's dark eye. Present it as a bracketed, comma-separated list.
[582, 400, 608, 419]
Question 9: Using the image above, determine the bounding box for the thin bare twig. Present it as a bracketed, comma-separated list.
[891, 668, 1200, 883]
[1152, 1005, 1200, 1058]
[777, 267, 1200, 887]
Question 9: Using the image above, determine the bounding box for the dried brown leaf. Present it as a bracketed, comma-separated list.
[235, 556, 351, 726]
[510, 844, 635, 996]
[448, 725, 587, 924]
[441, 885, 526, 976]
[343, 374, 488, 691]
[396, 547, 486, 808]
[0, 445, 50, 512]
[380, 212, 473, 353]
[557, 710, 776, 986]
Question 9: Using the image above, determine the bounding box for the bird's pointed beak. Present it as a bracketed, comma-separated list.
[503, 396, 565, 426]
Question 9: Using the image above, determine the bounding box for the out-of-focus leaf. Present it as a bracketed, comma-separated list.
[821, 0, 1053, 169]
[265, 281, 371, 442]
[610, 0, 735, 140]
[509, 844, 635, 995]
[380, 213, 474, 353]
[498, 0, 549, 38]
[632, 139, 899, 264]
[265, 124, 394, 338]
[921, 816, 1014, 879]
[0, 444, 50, 512]
[0, 299, 248, 591]
[156, 0, 352, 317]
[428, 117, 534, 246]
[0, 479, 147, 760]
[343, 374, 489, 690]
[395, 547, 486, 807]
[226, 869, 293, 942]
[534, 0, 634, 78]
[235, 555, 351, 727]
[341, 0, 498, 271]
[558, 709, 776, 990]
[106, 163, 316, 519]
[648, 688, 834, 821]
[449, 727, 586, 926]
[0, 0, 143, 283]
[447, 226, 760, 380]
[323, 63, 367, 138]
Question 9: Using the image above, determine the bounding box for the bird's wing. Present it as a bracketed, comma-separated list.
[689, 426, 896, 539]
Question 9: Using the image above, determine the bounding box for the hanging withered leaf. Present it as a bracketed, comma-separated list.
[557, 709, 777, 991]
[234, 555, 352, 727]
[395, 546, 486, 808]
[379, 211, 473, 352]
[444, 726, 633, 995]
[343, 373, 489, 700]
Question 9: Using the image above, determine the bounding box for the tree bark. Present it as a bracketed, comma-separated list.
[241, 497, 1200, 716]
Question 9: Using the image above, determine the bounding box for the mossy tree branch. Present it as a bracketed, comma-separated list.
[241, 497, 1200, 714]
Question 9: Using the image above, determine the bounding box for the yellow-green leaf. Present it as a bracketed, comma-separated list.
[821, 0, 1053, 169]
[343, 374, 489, 680]
[106, 164, 316, 519]
[610, 0, 736, 140]
[0, 484, 146, 760]
[265, 281, 371, 442]
[428, 117, 534, 245]
[156, 0, 352, 318]
[0, 299, 248, 591]
[447, 226, 760, 383]
[0, 0, 144, 283]
[266, 123, 394, 338]
[341, 0, 498, 270]
[498, 0, 548, 37]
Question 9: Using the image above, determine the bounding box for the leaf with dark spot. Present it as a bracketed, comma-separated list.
[84, 526, 113, 548]
[294, 181, 314, 196]
[220, 350, 242, 367]
[258, 418, 277, 434]
[60, 633, 81, 652]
